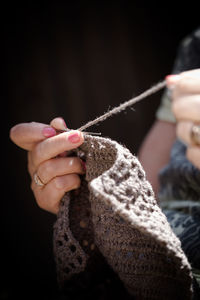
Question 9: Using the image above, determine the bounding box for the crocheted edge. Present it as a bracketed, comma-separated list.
[87, 136, 193, 287]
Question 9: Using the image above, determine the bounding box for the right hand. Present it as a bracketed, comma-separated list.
[166, 69, 200, 169]
[9, 117, 85, 214]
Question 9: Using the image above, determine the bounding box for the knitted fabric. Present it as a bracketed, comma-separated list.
[53, 135, 193, 299]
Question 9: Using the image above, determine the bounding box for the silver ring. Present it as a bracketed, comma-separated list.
[191, 124, 200, 146]
[33, 172, 45, 187]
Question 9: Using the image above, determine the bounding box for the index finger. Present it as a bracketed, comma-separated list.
[166, 69, 200, 96]
[9, 122, 56, 150]
[31, 130, 84, 167]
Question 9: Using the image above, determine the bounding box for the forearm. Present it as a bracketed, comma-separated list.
[138, 120, 176, 196]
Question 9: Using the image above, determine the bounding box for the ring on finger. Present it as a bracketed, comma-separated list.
[190, 124, 200, 146]
[33, 172, 45, 187]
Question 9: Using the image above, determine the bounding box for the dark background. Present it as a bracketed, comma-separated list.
[3, 1, 199, 299]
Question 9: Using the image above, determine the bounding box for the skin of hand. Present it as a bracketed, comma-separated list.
[9, 117, 85, 214]
[166, 69, 200, 169]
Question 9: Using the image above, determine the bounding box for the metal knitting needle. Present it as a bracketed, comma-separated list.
[58, 128, 101, 136]
[82, 131, 101, 136]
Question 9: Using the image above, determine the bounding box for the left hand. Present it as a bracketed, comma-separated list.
[166, 69, 200, 169]
[10, 118, 85, 214]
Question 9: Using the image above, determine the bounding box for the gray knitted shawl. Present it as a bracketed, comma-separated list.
[53, 135, 192, 299]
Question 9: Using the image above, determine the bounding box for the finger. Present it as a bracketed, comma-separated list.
[31, 173, 81, 214]
[166, 69, 200, 94]
[50, 117, 68, 131]
[172, 95, 200, 122]
[50, 118, 69, 157]
[10, 122, 56, 150]
[50, 117, 69, 156]
[186, 146, 200, 169]
[32, 130, 84, 168]
[37, 157, 85, 184]
[176, 121, 193, 146]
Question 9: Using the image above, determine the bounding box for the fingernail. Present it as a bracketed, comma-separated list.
[68, 131, 81, 143]
[42, 127, 56, 137]
[165, 74, 180, 86]
[59, 117, 67, 129]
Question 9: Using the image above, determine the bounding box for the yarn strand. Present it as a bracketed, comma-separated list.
[77, 80, 166, 132]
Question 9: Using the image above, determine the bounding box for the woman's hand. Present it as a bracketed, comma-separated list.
[166, 69, 200, 169]
[10, 118, 85, 214]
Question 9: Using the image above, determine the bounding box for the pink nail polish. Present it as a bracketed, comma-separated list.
[42, 127, 56, 137]
[68, 132, 80, 143]
[165, 74, 180, 85]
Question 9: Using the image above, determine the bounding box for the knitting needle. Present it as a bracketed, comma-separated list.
[57, 128, 101, 136]
[82, 131, 102, 136]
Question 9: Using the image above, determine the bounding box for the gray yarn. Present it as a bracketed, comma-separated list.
[78, 80, 166, 132]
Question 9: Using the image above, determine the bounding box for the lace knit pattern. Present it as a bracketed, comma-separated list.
[53, 135, 193, 299]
